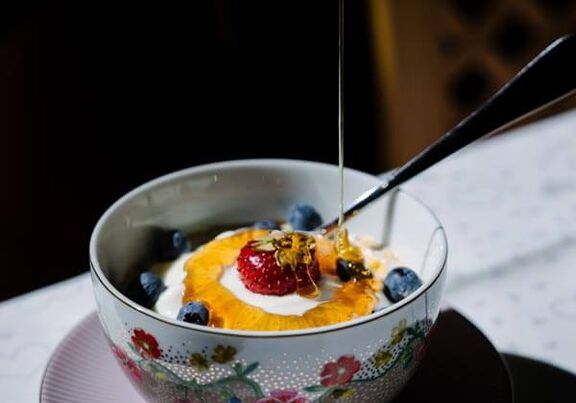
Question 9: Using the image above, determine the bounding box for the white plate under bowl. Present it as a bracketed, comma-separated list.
[40, 312, 144, 403]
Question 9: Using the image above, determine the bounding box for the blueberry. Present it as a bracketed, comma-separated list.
[228, 398, 241, 403]
[383, 267, 423, 303]
[177, 301, 210, 325]
[253, 220, 279, 230]
[157, 229, 191, 260]
[287, 203, 322, 231]
[336, 259, 352, 282]
[337, 258, 372, 281]
[127, 271, 166, 308]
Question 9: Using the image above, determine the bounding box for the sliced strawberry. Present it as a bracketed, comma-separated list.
[236, 233, 320, 296]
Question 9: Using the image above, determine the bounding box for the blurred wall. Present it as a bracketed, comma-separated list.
[0, 1, 379, 299]
[370, 0, 576, 168]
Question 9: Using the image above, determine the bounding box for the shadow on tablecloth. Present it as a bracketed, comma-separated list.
[504, 353, 576, 403]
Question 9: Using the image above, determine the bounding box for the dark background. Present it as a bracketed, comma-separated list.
[0, 1, 378, 300]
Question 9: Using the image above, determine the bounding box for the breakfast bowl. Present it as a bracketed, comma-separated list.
[89, 159, 447, 403]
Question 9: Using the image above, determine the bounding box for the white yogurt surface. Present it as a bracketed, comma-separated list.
[220, 267, 338, 315]
[153, 231, 402, 319]
[153, 252, 193, 319]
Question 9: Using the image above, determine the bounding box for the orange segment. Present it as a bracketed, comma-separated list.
[183, 229, 378, 331]
[314, 234, 338, 276]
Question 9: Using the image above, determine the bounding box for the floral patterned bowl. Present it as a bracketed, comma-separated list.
[89, 159, 447, 403]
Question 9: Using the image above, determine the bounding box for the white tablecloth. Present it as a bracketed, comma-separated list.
[2, 109, 576, 403]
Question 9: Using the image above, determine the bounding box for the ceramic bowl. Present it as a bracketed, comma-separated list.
[89, 159, 447, 403]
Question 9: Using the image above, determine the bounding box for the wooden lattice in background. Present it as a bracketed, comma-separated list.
[369, 0, 576, 169]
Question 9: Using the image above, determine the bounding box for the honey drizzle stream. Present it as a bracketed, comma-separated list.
[336, 0, 365, 269]
[301, 0, 349, 298]
[338, 0, 345, 228]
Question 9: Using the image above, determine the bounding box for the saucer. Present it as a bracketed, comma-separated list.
[40, 309, 513, 402]
[40, 313, 144, 403]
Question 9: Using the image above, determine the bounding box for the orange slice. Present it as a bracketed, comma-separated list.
[183, 229, 378, 331]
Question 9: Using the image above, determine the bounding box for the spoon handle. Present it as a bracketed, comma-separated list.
[320, 34, 576, 235]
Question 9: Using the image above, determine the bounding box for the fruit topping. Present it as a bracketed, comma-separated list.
[287, 203, 323, 231]
[383, 267, 423, 302]
[127, 271, 166, 308]
[177, 301, 210, 325]
[157, 229, 192, 261]
[183, 229, 377, 330]
[314, 234, 338, 275]
[336, 258, 372, 281]
[237, 232, 320, 297]
[334, 228, 372, 281]
[253, 220, 280, 230]
[336, 258, 352, 281]
[335, 227, 362, 262]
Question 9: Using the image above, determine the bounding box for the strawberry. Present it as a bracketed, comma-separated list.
[236, 232, 321, 296]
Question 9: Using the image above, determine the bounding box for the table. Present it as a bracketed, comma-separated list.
[2, 109, 576, 403]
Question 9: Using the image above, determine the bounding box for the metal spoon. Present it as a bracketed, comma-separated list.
[318, 34, 576, 235]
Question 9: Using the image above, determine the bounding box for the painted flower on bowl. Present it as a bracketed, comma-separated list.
[319, 355, 361, 386]
[111, 345, 143, 382]
[131, 328, 161, 359]
[390, 319, 407, 345]
[211, 345, 237, 364]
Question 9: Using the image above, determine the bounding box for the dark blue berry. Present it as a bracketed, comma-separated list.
[287, 203, 322, 231]
[228, 398, 241, 403]
[127, 271, 166, 308]
[337, 258, 372, 281]
[336, 259, 352, 282]
[253, 220, 279, 230]
[383, 267, 423, 303]
[177, 301, 209, 325]
[157, 229, 191, 260]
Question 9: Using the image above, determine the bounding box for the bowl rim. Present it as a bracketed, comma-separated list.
[89, 158, 448, 338]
